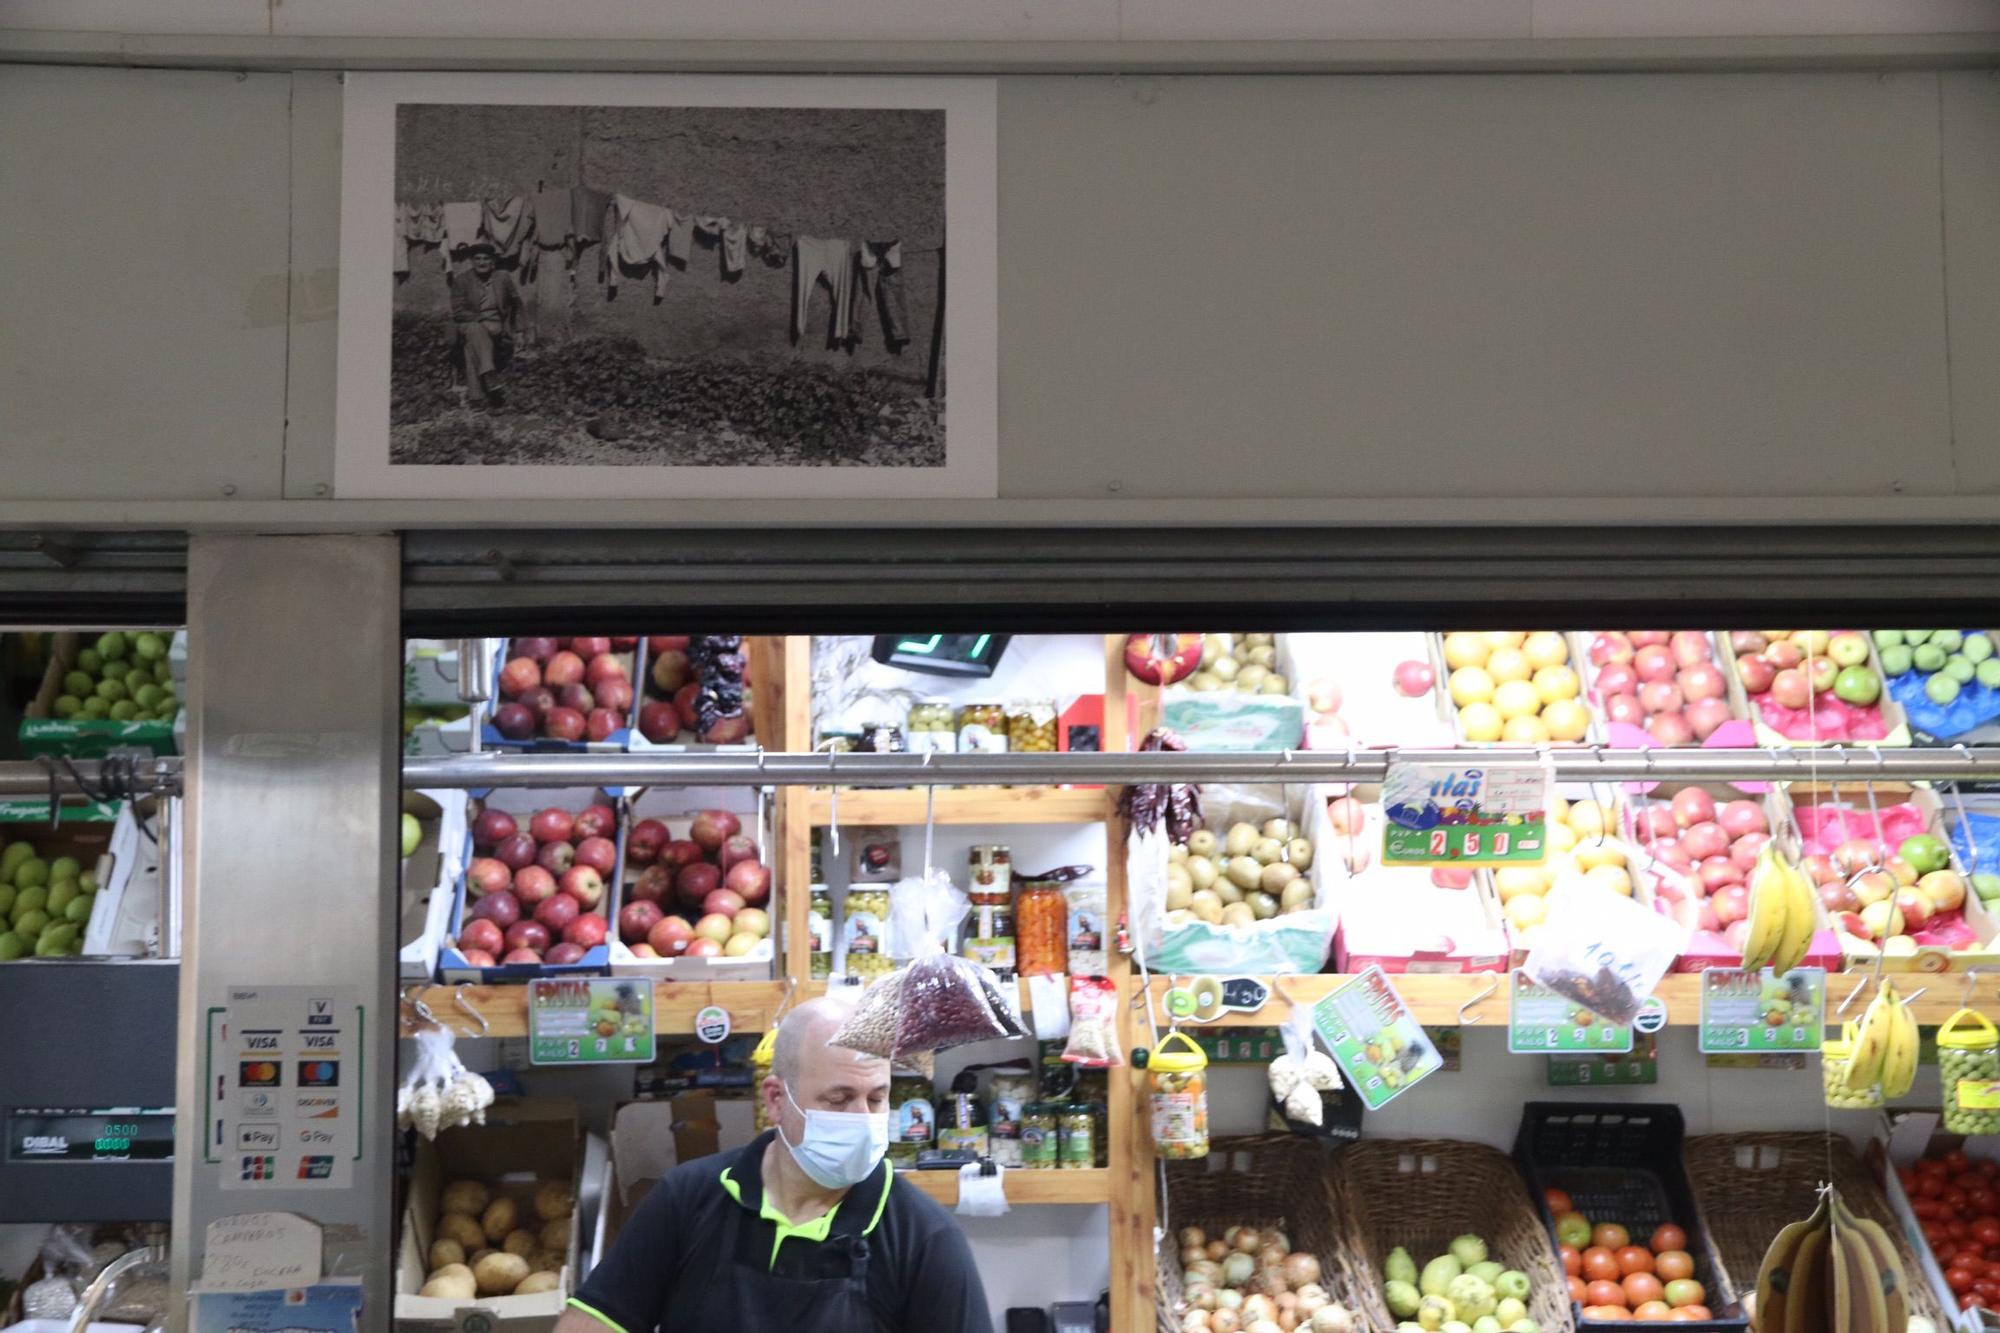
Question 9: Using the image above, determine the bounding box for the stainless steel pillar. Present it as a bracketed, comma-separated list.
[171, 536, 401, 1327]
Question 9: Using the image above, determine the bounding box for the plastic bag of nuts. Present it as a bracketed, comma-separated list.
[833, 955, 1026, 1066]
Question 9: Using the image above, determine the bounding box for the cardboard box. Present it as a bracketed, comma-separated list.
[435, 788, 621, 983]
[606, 786, 773, 981]
[1571, 630, 1755, 750]
[1426, 632, 1602, 749]
[19, 630, 180, 757]
[400, 790, 468, 982]
[404, 712, 476, 758]
[405, 640, 468, 707]
[481, 638, 635, 753]
[1716, 629, 1912, 748]
[1283, 632, 1456, 749]
[395, 1098, 582, 1333]
[627, 637, 760, 753]
[0, 800, 120, 958]
[606, 1096, 760, 1242]
[81, 795, 176, 958]
[1329, 789, 1510, 973]
[1876, 1110, 2000, 1333]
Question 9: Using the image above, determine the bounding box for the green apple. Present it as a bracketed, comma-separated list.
[401, 812, 423, 859]
[1916, 643, 1948, 674]
[0, 931, 25, 961]
[93, 678, 127, 703]
[1908, 631, 1936, 645]
[1494, 1271, 1531, 1302]
[1833, 666, 1881, 706]
[75, 647, 103, 674]
[62, 669, 93, 696]
[63, 893, 92, 924]
[1902, 834, 1953, 875]
[1947, 655, 1977, 683]
[1875, 629, 1906, 649]
[11, 908, 48, 939]
[1968, 634, 1997, 665]
[83, 696, 110, 718]
[1979, 660, 2000, 690]
[1936, 630, 1966, 654]
[1828, 632, 1872, 668]
[1880, 645, 1914, 677]
[52, 696, 82, 718]
[1974, 872, 2000, 903]
[134, 632, 166, 661]
[1928, 674, 1962, 706]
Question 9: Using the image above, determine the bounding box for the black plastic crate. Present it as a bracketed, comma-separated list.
[1513, 1103, 1749, 1332]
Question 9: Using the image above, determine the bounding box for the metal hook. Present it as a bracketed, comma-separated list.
[1836, 975, 1872, 1017]
[453, 984, 489, 1036]
[772, 976, 800, 1023]
[1949, 761, 1981, 872]
[402, 985, 439, 1030]
[1963, 969, 1986, 1007]
[1457, 972, 1499, 1025]
[921, 778, 937, 880]
[36, 756, 62, 831]
[1904, 986, 1929, 1005]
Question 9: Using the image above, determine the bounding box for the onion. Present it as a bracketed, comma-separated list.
[1222, 1253, 1257, 1286]
[1206, 1241, 1230, 1262]
[1309, 1306, 1356, 1333]
[1266, 1230, 1290, 1255]
[1189, 1260, 1223, 1286]
[1208, 1312, 1241, 1333]
[1294, 1285, 1327, 1305]
[1181, 1227, 1208, 1250]
[1280, 1253, 1321, 1289]
[1233, 1228, 1264, 1255]
[1217, 1290, 1244, 1313]
[1182, 1312, 1212, 1332]
[1256, 1244, 1288, 1271]
[1277, 1313, 1300, 1333]
[1223, 1226, 1248, 1249]
[1246, 1322, 1283, 1333]
[1183, 1246, 1208, 1268]
[1249, 1268, 1290, 1299]
[1243, 1295, 1278, 1325]
[1294, 1292, 1325, 1318]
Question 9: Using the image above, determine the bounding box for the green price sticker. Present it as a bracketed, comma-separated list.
[1310, 967, 1442, 1110]
[1547, 1035, 1659, 1086]
[1697, 968, 1824, 1055]
[528, 977, 655, 1066]
[1509, 972, 1633, 1054]
[1381, 762, 1550, 866]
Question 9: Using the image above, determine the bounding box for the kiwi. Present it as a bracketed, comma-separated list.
[1226, 856, 1264, 891]
[1252, 838, 1286, 866]
[1224, 824, 1259, 857]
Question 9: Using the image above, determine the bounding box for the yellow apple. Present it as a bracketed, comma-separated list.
[1502, 715, 1551, 743]
[1449, 666, 1497, 707]
[1459, 702, 1503, 743]
[1523, 632, 1570, 669]
[1533, 665, 1581, 704]
[1494, 680, 1542, 721]
[1487, 648, 1532, 684]
[1442, 633, 1490, 671]
[1541, 699, 1591, 742]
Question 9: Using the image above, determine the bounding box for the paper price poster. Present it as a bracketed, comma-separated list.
[1310, 967, 1442, 1110]
[205, 986, 361, 1191]
[191, 1280, 362, 1332]
[1382, 761, 1550, 866]
[529, 977, 656, 1065]
[1509, 971, 1633, 1054]
[1698, 967, 1825, 1054]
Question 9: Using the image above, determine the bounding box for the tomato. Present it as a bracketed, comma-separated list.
[1617, 1246, 1655, 1276]
[1584, 1248, 1623, 1282]
[1929, 1222, 1958, 1247]
[1546, 1187, 1574, 1214]
[1655, 1251, 1695, 1282]
[1569, 1275, 1589, 1303]
[1947, 1188, 1971, 1212]
[1975, 1220, 2000, 1248]
[1922, 1176, 1948, 1198]
[1593, 1223, 1632, 1251]
[1623, 1273, 1665, 1307]
[1557, 1211, 1594, 1250]
[1661, 1279, 1705, 1309]
[1650, 1224, 1687, 1254]
[1586, 1279, 1627, 1308]
[1978, 1279, 2000, 1301]
[1632, 1301, 1672, 1320]
[1948, 1151, 1973, 1172]
[1677, 1307, 1712, 1321]
[1560, 1244, 1583, 1277]
[1962, 1293, 1988, 1312]
[1948, 1267, 1978, 1294]
[1981, 1159, 2000, 1178]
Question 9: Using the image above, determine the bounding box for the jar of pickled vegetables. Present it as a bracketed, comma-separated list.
[889, 1074, 934, 1166]
[808, 886, 834, 980]
[958, 702, 1008, 754]
[1007, 698, 1059, 753]
[907, 699, 957, 754]
[1021, 1104, 1059, 1169]
[1016, 877, 1068, 977]
[1941, 1010, 2000, 1134]
[844, 888, 893, 979]
[969, 845, 1012, 905]
[1821, 1020, 1884, 1111]
[1059, 1104, 1096, 1169]
[1146, 1032, 1210, 1159]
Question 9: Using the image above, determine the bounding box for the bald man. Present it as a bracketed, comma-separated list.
[559, 996, 994, 1333]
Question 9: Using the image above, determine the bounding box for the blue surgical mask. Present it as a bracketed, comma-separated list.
[778, 1083, 889, 1190]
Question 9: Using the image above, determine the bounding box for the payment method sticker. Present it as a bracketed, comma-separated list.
[209, 986, 362, 1190]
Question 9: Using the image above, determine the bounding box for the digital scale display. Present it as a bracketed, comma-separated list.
[6, 1107, 174, 1163]
[870, 634, 1011, 678]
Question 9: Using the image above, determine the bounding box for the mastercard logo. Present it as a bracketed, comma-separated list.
[238, 1061, 281, 1087]
[297, 1061, 339, 1088]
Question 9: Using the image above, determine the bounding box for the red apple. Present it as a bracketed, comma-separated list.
[1648, 838, 1696, 873]
[520, 685, 557, 720]
[650, 650, 693, 695]
[459, 948, 498, 968]
[1671, 787, 1717, 829]
[1801, 854, 1838, 886]
[1431, 866, 1474, 889]
[1766, 640, 1805, 669]
[1686, 696, 1732, 739]
[563, 913, 609, 948]
[1670, 631, 1712, 667]
[498, 656, 542, 698]
[586, 708, 622, 743]
[471, 891, 521, 928]
[689, 809, 742, 853]
[648, 915, 694, 956]
[628, 943, 660, 958]
[575, 836, 618, 877]
[1634, 645, 1677, 683]
[586, 653, 628, 688]
[1730, 631, 1769, 656]
[1696, 903, 1723, 932]
[1713, 885, 1752, 925]
[533, 892, 580, 933]
[1735, 655, 1776, 695]
[495, 831, 539, 871]
[677, 862, 721, 908]
[570, 636, 612, 658]
[502, 947, 543, 964]
[1392, 659, 1435, 698]
[1820, 881, 1862, 914]
[611, 636, 639, 650]
[628, 864, 673, 905]
[683, 937, 724, 958]
[472, 808, 518, 849]
[628, 819, 670, 864]
[546, 941, 587, 965]
[543, 707, 586, 741]
[1629, 631, 1671, 649]
[467, 857, 513, 898]
[1833, 910, 1870, 939]
[560, 866, 605, 910]
[505, 919, 551, 954]
[660, 840, 705, 871]
[574, 804, 618, 841]
[1596, 662, 1639, 696]
[1605, 693, 1646, 726]
[724, 859, 771, 906]
[719, 835, 760, 873]
[1769, 668, 1811, 709]
[619, 900, 665, 943]
[1646, 711, 1694, 746]
[557, 682, 597, 715]
[514, 636, 561, 663]
[1728, 832, 1770, 873]
[1679, 663, 1727, 701]
[1682, 821, 1730, 862]
[544, 650, 586, 687]
[673, 682, 701, 729]
[1639, 680, 1684, 715]
[692, 912, 734, 943]
[1589, 632, 1635, 666]
[512, 864, 558, 906]
[458, 917, 505, 956]
[595, 677, 635, 715]
[647, 635, 691, 655]
[703, 887, 746, 919]
[1698, 857, 1743, 892]
[1718, 800, 1769, 839]
[700, 713, 752, 745]
[638, 701, 682, 744]
[530, 808, 576, 844]
[493, 702, 536, 739]
[1636, 807, 1679, 842]
[1722, 919, 1752, 952]
[536, 840, 576, 875]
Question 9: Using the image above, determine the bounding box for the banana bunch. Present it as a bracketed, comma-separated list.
[1843, 978, 1921, 1100]
[1752, 1188, 1910, 1333]
[1742, 842, 1818, 976]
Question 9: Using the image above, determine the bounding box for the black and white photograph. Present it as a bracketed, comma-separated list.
[336, 74, 997, 500]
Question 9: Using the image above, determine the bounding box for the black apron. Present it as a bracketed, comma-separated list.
[662, 1177, 882, 1333]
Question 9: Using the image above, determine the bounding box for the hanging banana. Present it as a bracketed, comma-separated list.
[1843, 978, 1899, 1097]
[1742, 842, 1818, 976]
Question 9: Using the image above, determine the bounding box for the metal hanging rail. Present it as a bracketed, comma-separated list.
[7, 745, 2000, 799]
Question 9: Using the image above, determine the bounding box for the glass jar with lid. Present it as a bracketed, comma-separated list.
[906, 699, 957, 754]
[957, 702, 1009, 755]
[1007, 698, 1059, 753]
[1145, 1032, 1211, 1160]
[1015, 865, 1089, 977]
[1058, 1104, 1097, 1169]
[1020, 1104, 1060, 1169]
[969, 845, 1012, 905]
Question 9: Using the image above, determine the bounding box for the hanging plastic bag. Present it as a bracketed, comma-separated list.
[1522, 880, 1687, 1027]
[886, 868, 965, 960]
[396, 1024, 494, 1139]
[833, 873, 1026, 1065]
[1267, 998, 1343, 1127]
[1061, 975, 1124, 1067]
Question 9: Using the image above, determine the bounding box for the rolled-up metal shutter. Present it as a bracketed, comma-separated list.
[0, 530, 188, 626]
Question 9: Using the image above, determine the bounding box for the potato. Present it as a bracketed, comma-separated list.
[441, 1181, 491, 1216]
[530, 1249, 566, 1274]
[540, 1218, 571, 1251]
[503, 1229, 538, 1258]
[469, 1248, 497, 1266]
[533, 1181, 573, 1222]
[472, 1251, 530, 1296]
[419, 1263, 476, 1300]
[480, 1197, 519, 1243]
[515, 1271, 562, 1296]
[428, 1239, 466, 1271]
[437, 1213, 486, 1251]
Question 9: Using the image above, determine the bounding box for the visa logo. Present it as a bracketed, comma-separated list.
[303, 1035, 335, 1049]
[245, 1036, 279, 1050]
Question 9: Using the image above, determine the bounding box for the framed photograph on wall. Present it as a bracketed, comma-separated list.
[336, 72, 997, 500]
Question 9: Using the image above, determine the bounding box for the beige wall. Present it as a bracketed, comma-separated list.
[2, 65, 1998, 527]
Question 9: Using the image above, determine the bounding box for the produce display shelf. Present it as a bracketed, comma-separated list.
[899, 1166, 1111, 1206]
[406, 980, 797, 1037]
[803, 786, 1110, 826]
[1143, 971, 1981, 1028]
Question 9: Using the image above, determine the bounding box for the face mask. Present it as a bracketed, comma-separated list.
[778, 1083, 889, 1190]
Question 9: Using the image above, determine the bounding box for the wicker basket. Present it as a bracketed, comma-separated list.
[1327, 1138, 1574, 1333]
[1154, 1134, 1346, 1333]
[1684, 1131, 1953, 1332]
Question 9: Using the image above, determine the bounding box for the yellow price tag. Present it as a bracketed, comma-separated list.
[1958, 1080, 2000, 1110]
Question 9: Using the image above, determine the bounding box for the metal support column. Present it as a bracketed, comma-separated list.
[171, 536, 401, 1328]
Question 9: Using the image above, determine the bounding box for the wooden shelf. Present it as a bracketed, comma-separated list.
[900, 1166, 1111, 1206]
[404, 980, 794, 1038]
[804, 786, 1110, 826]
[1142, 971, 1986, 1028]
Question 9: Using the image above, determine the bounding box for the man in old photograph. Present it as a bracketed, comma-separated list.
[449, 241, 522, 410]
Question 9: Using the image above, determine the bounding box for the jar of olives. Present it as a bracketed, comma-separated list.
[1145, 1032, 1210, 1159]
[958, 702, 1008, 754]
[1007, 698, 1058, 753]
[1020, 1104, 1059, 1169]
[808, 885, 834, 979]
[1940, 1009, 2000, 1134]
[1058, 1104, 1097, 1169]
[843, 888, 893, 979]
[906, 699, 957, 754]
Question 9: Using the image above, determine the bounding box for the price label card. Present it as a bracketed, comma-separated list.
[1958, 1081, 2000, 1110]
[528, 978, 655, 1065]
[1509, 972, 1633, 1053]
[1698, 968, 1825, 1054]
[1382, 762, 1550, 866]
[1547, 1035, 1659, 1086]
[1310, 967, 1442, 1110]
